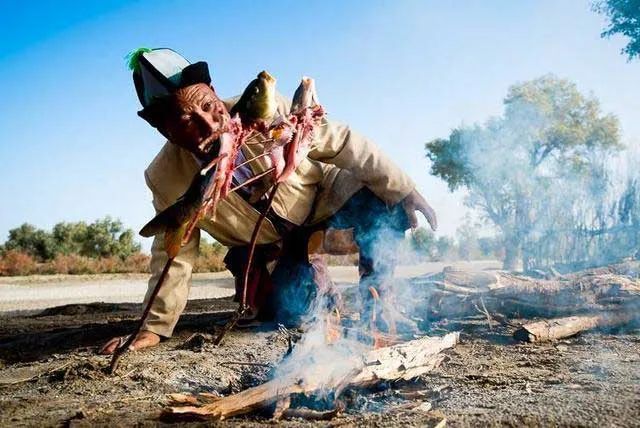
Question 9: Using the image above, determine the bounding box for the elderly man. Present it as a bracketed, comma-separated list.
[102, 48, 436, 353]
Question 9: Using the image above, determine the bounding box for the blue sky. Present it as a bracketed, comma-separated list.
[0, 0, 638, 250]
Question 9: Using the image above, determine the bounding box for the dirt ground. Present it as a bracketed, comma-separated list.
[0, 276, 639, 427]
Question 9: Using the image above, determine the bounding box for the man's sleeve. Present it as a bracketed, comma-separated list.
[141, 171, 200, 338]
[308, 118, 415, 205]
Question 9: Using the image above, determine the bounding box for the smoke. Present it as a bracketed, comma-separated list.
[266, 75, 639, 408]
[434, 76, 635, 272]
[270, 219, 424, 402]
[274, 290, 365, 384]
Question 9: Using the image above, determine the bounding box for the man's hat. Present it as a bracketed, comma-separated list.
[127, 47, 212, 108]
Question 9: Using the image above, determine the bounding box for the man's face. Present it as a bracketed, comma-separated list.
[162, 83, 229, 159]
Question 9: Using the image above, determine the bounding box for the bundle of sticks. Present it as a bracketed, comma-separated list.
[164, 332, 460, 420]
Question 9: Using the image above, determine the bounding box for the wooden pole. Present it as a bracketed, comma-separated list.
[213, 184, 279, 345]
[109, 256, 174, 373]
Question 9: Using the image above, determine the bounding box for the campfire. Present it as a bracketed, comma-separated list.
[159, 259, 640, 422]
[164, 246, 460, 422]
[165, 330, 460, 421]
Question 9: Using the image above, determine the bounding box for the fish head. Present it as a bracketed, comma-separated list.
[254, 70, 277, 119]
[291, 76, 319, 113]
[233, 70, 278, 124]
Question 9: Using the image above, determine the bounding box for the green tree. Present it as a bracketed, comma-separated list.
[477, 237, 499, 258]
[52, 221, 89, 255]
[3, 217, 142, 261]
[426, 75, 621, 270]
[456, 223, 480, 261]
[434, 236, 455, 261]
[80, 217, 141, 259]
[410, 227, 436, 259]
[593, 0, 640, 60]
[4, 224, 56, 261]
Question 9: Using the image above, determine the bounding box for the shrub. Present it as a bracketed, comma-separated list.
[193, 240, 227, 273]
[50, 254, 97, 275]
[95, 256, 121, 274]
[193, 253, 227, 273]
[121, 253, 151, 273]
[0, 250, 38, 276]
[4, 224, 56, 261]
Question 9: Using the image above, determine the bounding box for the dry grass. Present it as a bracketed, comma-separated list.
[193, 252, 227, 273]
[0, 245, 356, 277]
[0, 250, 37, 276]
[0, 249, 230, 277]
[0, 251, 151, 276]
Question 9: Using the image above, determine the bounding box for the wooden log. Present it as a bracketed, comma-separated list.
[441, 266, 500, 293]
[413, 267, 640, 319]
[164, 332, 459, 420]
[513, 311, 636, 343]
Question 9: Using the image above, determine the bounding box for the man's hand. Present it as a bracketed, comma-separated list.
[402, 188, 437, 231]
[99, 330, 161, 355]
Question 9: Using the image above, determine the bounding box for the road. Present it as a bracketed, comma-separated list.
[0, 261, 500, 313]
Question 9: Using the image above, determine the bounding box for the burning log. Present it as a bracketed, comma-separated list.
[513, 310, 637, 343]
[163, 332, 459, 420]
[350, 332, 458, 386]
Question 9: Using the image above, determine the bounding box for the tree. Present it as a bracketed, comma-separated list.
[80, 217, 141, 259]
[426, 75, 621, 270]
[410, 227, 436, 259]
[52, 221, 88, 255]
[4, 224, 56, 261]
[593, 0, 640, 60]
[478, 237, 499, 258]
[455, 223, 481, 261]
[434, 236, 455, 261]
[2, 217, 141, 261]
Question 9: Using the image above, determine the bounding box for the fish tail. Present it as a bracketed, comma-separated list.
[139, 213, 170, 237]
[139, 202, 185, 237]
[164, 225, 188, 258]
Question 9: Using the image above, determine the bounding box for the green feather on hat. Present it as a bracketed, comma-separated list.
[125, 47, 153, 72]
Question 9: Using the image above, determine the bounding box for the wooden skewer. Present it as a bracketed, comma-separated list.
[229, 167, 275, 193]
[200, 153, 227, 176]
[234, 152, 270, 170]
[240, 183, 279, 308]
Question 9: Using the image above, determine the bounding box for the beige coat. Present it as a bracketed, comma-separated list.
[141, 94, 415, 337]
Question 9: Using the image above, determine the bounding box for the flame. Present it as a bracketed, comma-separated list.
[325, 307, 341, 344]
[368, 286, 399, 349]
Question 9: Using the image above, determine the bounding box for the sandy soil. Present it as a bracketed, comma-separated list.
[0, 262, 499, 314]
[1, 261, 638, 427]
